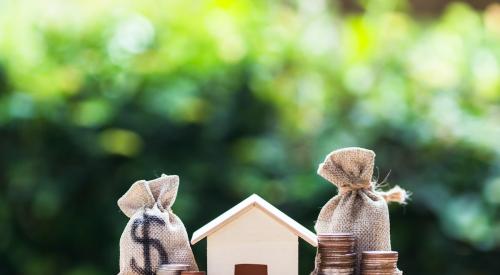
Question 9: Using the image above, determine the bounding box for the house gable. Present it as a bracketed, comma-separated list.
[191, 194, 317, 247]
[209, 207, 297, 244]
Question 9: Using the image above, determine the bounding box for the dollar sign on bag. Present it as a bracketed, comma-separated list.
[130, 212, 168, 275]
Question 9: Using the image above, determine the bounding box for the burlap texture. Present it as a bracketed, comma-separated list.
[118, 174, 198, 275]
[312, 147, 406, 275]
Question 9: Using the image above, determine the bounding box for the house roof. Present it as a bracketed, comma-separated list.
[190, 194, 318, 247]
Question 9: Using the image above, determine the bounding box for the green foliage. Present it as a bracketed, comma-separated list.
[1, 0, 500, 274]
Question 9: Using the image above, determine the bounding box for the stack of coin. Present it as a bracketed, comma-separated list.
[181, 272, 205, 275]
[157, 264, 189, 275]
[317, 233, 357, 275]
[361, 251, 400, 275]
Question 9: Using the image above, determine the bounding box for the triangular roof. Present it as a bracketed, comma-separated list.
[191, 194, 318, 247]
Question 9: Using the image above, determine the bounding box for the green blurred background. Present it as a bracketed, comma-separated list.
[1, 0, 500, 274]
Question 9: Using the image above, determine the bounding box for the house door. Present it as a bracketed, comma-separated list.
[234, 264, 268, 275]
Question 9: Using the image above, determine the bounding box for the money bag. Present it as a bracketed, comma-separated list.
[118, 174, 198, 275]
[312, 147, 407, 275]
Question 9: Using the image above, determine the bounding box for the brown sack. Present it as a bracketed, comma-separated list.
[118, 174, 198, 275]
[312, 147, 407, 275]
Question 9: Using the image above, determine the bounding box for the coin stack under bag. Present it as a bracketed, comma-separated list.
[361, 251, 402, 275]
[157, 264, 189, 275]
[317, 233, 357, 275]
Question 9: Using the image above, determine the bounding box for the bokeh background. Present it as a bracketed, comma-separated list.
[1, 0, 500, 274]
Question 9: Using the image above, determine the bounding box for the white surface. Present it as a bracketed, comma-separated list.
[207, 207, 298, 275]
[191, 194, 317, 247]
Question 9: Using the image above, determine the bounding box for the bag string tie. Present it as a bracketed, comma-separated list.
[339, 183, 409, 204]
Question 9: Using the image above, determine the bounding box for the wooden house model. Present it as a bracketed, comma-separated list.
[191, 194, 318, 275]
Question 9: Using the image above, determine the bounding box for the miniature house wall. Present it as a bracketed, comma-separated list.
[191, 194, 317, 275]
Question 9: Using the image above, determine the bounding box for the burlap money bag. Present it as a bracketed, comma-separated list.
[312, 147, 407, 275]
[118, 174, 198, 275]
